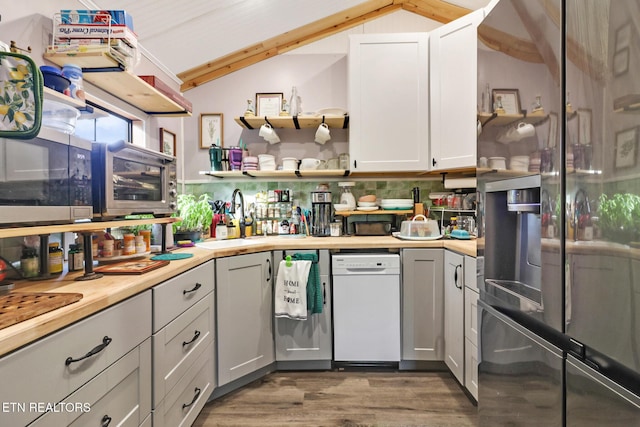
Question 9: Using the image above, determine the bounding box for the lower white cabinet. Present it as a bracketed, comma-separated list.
[274, 250, 332, 364]
[216, 252, 275, 386]
[444, 250, 465, 384]
[401, 248, 444, 361]
[0, 291, 151, 427]
[30, 338, 152, 427]
[464, 286, 479, 400]
[152, 260, 216, 426]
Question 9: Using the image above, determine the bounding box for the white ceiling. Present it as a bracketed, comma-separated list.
[88, 0, 490, 77]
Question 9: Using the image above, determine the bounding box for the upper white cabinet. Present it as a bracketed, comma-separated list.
[348, 33, 430, 172]
[429, 9, 484, 171]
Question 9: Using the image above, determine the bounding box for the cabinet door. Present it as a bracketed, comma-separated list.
[216, 252, 274, 386]
[401, 248, 444, 361]
[430, 9, 483, 170]
[274, 250, 332, 362]
[444, 250, 465, 383]
[349, 33, 429, 172]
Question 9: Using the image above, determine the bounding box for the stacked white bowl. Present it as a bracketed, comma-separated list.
[258, 154, 276, 171]
[509, 155, 530, 171]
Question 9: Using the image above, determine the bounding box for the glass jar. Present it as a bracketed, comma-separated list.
[68, 244, 84, 272]
[48, 242, 63, 274]
[123, 234, 136, 255]
[21, 247, 39, 278]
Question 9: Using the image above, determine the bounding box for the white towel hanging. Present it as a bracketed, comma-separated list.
[274, 259, 312, 321]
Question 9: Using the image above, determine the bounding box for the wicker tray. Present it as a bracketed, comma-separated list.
[0, 292, 83, 330]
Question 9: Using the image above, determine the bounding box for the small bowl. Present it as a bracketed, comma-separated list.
[333, 203, 351, 211]
[357, 201, 377, 207]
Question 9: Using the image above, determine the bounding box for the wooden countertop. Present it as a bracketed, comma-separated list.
[0, 236, 476, 357]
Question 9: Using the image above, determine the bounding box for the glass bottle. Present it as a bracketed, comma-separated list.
[21, 247, 39, 278]
[289, 86, 301, 117]
[245, 99, 255, 116]
[48, 242, 63, 275]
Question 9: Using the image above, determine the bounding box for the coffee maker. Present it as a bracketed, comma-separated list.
[311, 191, 332, 236]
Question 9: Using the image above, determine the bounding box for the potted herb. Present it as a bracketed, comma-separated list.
[172, 194, 214, 242]
[597, 193, 640, 244]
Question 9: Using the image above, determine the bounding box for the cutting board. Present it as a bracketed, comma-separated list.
[94, 259, 170, 275]
[0, 292, 83, 330]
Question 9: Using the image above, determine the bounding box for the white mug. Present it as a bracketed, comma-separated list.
[259, 123, 273, 139]
[282, 157, 298, 171]
[314, 123, 331, 144]
[516, 122, 535, 138]
[300, 158, 322, 170]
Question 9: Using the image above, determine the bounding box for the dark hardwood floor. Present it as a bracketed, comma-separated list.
[193, 370, 478, 427]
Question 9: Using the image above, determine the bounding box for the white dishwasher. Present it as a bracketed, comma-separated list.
[332, 253, 401, 362]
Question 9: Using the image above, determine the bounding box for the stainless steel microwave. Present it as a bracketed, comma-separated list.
[91, 141, 177, 219]
[0, 127, 93, 225]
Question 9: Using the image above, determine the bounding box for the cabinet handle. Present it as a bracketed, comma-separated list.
[432, 158, 437, 167]
[353, 159, 357, 169]
[266, 258, 272, 282]
[183, 282, 202, 295]
[323, 282, 327, 305]
[182, 330, 201, 347]
[101, 415, 112, 427]
[182, 387, 201, 409]
[454, 264, 462, 289]
[65, 336, 112, 366]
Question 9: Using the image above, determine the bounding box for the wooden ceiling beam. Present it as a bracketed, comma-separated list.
[179, 0, 472, 91]
[478, 24, 544, 63]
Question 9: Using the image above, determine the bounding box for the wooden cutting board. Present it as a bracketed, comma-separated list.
[0, 292, 83, 330]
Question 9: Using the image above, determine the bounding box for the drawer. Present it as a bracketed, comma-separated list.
[153, 292, 215, 407]
[464, 255, 478, 292]
[465, 337, 478, 400]
[153, 260, 215, 332]
[0, 291, 151, 427]
[153, 340, 215, 427]
[30, 338, 152, 426]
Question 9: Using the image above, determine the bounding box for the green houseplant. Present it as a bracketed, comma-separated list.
[172, 193, 213, 241]
[597, 193, 640, 244]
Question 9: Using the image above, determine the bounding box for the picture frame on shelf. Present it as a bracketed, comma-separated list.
[256, 93, 283, 117]
[492, 89, 521, 115]
[613, 48, 629, 77]
[615, 127, 637, 169]
[200, 113, 223, 148]
[577, 109, 592, 145]
[547, 112, 558, 148]
[159, 128, 176, 157]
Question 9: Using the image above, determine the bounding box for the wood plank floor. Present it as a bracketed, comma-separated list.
[193, 370, 478, 427]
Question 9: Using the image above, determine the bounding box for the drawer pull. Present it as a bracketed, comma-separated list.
[454, 264, 463, 289]
[183, 283, 202, 295]
[101, 415, 112, 427]
[65, 336, 112, 366]
[182, 330, 201, 347]
[182, 387, 201, 410]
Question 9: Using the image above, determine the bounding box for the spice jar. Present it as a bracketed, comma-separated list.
[48, 242, 63, 274]
[135, 235, 146, 253]
[21, 247, 39, 278]
[68, 244, 84, 272]
[123, 234, 136, 255]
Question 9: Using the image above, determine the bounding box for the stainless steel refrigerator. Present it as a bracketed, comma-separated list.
[477, 0, 640, 425]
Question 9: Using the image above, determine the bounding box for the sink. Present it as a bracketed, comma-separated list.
[195, 239, 265, 250]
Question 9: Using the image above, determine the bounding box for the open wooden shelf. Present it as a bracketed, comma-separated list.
[0, 217, 178, 239]
[334, 209, 413, 217]
[43, 52, 191, 116]
[478, 110, 548, 128]
[234, 115, 349, 130]
[199, 169, 350, 179]
[43, 87, 86, 109]
[613, 94, 640, 113]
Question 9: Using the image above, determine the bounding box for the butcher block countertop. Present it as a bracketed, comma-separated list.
[0, 236, 476, 357]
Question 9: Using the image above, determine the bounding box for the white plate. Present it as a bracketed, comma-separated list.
[380, 199, 413, 204]
[315, 107, 348, 117]
[356, 206, 379, 212]
[393, 233, 443, 241]
[357, 201, 377, 207]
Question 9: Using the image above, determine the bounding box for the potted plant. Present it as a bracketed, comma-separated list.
[172, 194, 214, 242]
[597, 193, 640, 244]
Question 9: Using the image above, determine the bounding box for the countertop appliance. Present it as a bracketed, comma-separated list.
[0, 127, 92, 225]
[332, 253, 400, 364]
[478, 1, 640, 425]
[310, 190, 332, 236]
[92, 140, 177, 219]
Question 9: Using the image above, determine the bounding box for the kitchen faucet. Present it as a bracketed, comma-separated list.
[574, 188, 591, 241]
[229, 189, 247, 238]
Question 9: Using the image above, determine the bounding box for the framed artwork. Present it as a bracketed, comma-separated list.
[492, 89, 521, 115]
[615, 127, 637, 169]
[547, 112, 558, 148]
[256, 93, 283, 117]
[615, 22, 631, 52]
[613, 48, 629, 77]
[200, 113, 223, 148]
[577, 109, 592, 145]
[159, 128, 176, 157]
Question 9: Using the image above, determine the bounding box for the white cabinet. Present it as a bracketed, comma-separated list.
[0, 291, 151, 426]
[274, 250, 332, 366]
[401, 248, 444, 362]
[463, 255, 479, 400]
[348, 33, 430, 172]
[152, 260, 216, 427]
[429, 9, 483, 170]
[216, 252, 275, 386]
[444, 250, 465, 384]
